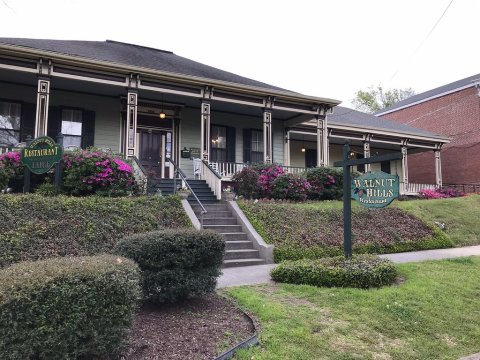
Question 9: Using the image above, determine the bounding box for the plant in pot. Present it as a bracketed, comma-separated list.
[222, 185, 235, 201]
[177, 186, 191, 199]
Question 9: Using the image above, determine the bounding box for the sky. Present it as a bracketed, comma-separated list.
[0, 0, 478, 107]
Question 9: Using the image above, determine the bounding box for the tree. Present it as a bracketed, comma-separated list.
[352, 85, 415, 113]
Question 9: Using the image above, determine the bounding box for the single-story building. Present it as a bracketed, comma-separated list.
[0, 38, 449, 197]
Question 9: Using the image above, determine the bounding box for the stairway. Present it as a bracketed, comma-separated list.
[190, 202, 267, 268]
[149, 179, 217, 203]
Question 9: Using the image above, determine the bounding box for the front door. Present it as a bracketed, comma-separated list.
[305, 149, 317, 168]
[139, 129, 162, 178]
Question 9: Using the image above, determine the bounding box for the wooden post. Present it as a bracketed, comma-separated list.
[55, 133, 64, 188]
[23, 135, 33, 193]
[342, 141, 352, 258]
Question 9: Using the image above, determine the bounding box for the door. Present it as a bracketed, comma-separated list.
[139, 129, 162, 178]
[305, 149, 317, 168]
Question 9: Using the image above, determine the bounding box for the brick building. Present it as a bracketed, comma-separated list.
[376, 74, 480, 186]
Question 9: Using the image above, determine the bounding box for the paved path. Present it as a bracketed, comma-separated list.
[217, 245, 480, 288]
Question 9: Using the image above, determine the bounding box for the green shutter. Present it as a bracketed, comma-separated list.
[82, 110, 95, 148]
[227, 126, 236, 163]
[243, 128, 251, 163]
[47, 106, 61, 142]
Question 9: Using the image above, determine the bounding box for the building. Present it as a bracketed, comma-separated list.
[376, 74, 480, 187]
[0, 38, 449, 197]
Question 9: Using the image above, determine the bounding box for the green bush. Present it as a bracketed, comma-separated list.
[114, 228, 225, 303]
[232, 166, 260, 199]
[0, 151, 23, 191]
[271, 254, 397, 288]
[0, 194, 191, 268]
[304, 167, 345, 200]
[0, 255, 141, 360]
[271, 173, 311, 201]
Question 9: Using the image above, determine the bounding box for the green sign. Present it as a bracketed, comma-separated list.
[352, 171, 399, 208]
[21, 136, 63, 174]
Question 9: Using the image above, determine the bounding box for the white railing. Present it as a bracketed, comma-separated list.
[201, 160, 222, 200]
[207, 162, 307, 180]
[0, 146, 18, 155]
[400, 182, 437, 195]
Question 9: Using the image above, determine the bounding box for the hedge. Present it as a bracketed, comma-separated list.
[0, 255, 141, 360]
[0, 194, 191, 267]
[270, 254, 398, 288]
[115, 228, 225, 303]
[239, 200, 453, 262]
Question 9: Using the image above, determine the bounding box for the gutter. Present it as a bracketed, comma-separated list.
[0, 43, 341, 106]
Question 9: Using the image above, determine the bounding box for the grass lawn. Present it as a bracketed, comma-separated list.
[395, 195, 480, 246]
[225, 257, 480, 360]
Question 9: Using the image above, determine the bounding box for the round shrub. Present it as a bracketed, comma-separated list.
[304, 167, 344, 200]
[62, 148, 137, 196]
[255, 164, 285, 197]
[232, 166, 260, 199]
[270, 254, 397, 288]
[270, 173, 311, 201]
[115, 228, 225, 303]
[0, 151, 23, 191]
[0, 255, 141, 360]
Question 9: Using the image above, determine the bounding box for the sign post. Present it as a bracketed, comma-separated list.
[334, 141, 402, 258]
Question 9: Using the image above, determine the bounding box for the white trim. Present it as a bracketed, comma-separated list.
[375, 83, 476, 116]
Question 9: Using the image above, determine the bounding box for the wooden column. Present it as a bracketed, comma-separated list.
[363, 135, 371, 172]
[316, 115, 324, 167]
[34, 78, 50, 138]
[263, 109, 273, 163]
[125, 91, 138, 157]
[401, 144, 409, 185]
[434, 149, 442, 188]
[201, 102, 211, 161]
[284, 129, 291, 166]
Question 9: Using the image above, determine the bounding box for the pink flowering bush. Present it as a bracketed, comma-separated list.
[0, 151, 23, 191]
[255, 164, 285, 197]
[419, 187, 466, 199]
[63, 149, 137, 196]
[304, 167, 345, 200]
[270, 174, 311, 201]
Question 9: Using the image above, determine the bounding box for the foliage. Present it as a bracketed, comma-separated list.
[232, 167, 260, 199]
[256, 164, 285, 197]
[226, 258, 480, 360]
[114, 228, 225, 303]
[0, 255, 141, 360]
[304, 167, 345, 200]
[0, 151, 23, 191]
[352, 85, 415, 113]
[35, 178, 62, 196]
[0, 194, 191, 268]
[238, 200, 452, 262]
[271, 254, 397, 288]
[419, 187, 466, 199]
[270, 173, 311, 201]
[62, 148, 137, 196]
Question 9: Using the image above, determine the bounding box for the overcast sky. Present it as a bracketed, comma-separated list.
[1, 0, 478, 107]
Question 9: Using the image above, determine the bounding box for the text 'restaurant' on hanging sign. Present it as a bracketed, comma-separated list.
[351, 171, 399, 208]
[21, 136, 63, 174]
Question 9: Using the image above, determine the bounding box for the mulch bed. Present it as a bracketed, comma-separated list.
[119, 294, 255, 360]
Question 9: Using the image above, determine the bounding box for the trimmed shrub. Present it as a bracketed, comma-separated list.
[232, 166, 260, 199]
[304, 167, 344, 200]
[62, 148, 137, 196]
[0, 194, 191, 268]
[271, 254, 397, 288]
[0, 255, 141, 360]
[114, 228, 225, 303]
[270, 173, 311, 201]
[0, 151, 23, 191]
[256, 164, 285, 197]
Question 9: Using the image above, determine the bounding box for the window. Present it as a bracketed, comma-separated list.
[61, 109, 83, 147]
[210, 125, 227, 162]
[251, 130, 264, 163]
[0, 101, 21, 146]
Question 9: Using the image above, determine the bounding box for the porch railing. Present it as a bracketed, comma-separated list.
[201, 160, 222, 200]
[400, 182, 436, 195]
[0, 146, 19, 155]
[207, 161, 307, 180]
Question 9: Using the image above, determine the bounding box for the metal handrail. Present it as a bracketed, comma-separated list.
[166, 158, 207, 228]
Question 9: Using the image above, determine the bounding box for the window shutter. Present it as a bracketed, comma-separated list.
[20, 103, 36, 142]
[226, 126, 236, 163]
[243, 128, 251, 163]
[82, 110, 95, 149]
[47, 106, 61, 142]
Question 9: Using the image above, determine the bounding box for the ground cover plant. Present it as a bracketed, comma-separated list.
[396, 194, 480, 247]
[115, 229, 225, 303]
[226, 257, 480, 360]
[239, 199, 451, 262]
[0, 194, 190, 267]
[0, 255, 141, 360]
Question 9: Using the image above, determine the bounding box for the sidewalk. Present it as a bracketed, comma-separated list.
[217, 245, 480, 288]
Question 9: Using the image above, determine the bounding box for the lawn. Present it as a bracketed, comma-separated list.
[395, 194, 480, 246]
[225, 257, 480, 360]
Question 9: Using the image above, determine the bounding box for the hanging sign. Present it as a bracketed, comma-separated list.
[21, 136, 63, 174]
[352, 171, 399, 208]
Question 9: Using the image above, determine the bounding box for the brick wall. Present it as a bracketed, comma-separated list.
[380, 87, 480, 184]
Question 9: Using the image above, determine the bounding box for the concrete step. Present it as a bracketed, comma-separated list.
[220, 232, 248, 241]
[189, 199, 219, 205]
[203, 224, 243, 233]
[195, 210, 232, 218]
[223, 258, 266, 268]
[225, 249, 260, 260]
[225, 240, 254, 250]
[203, 217, 237, 225]
[191, 204, 229, 212]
